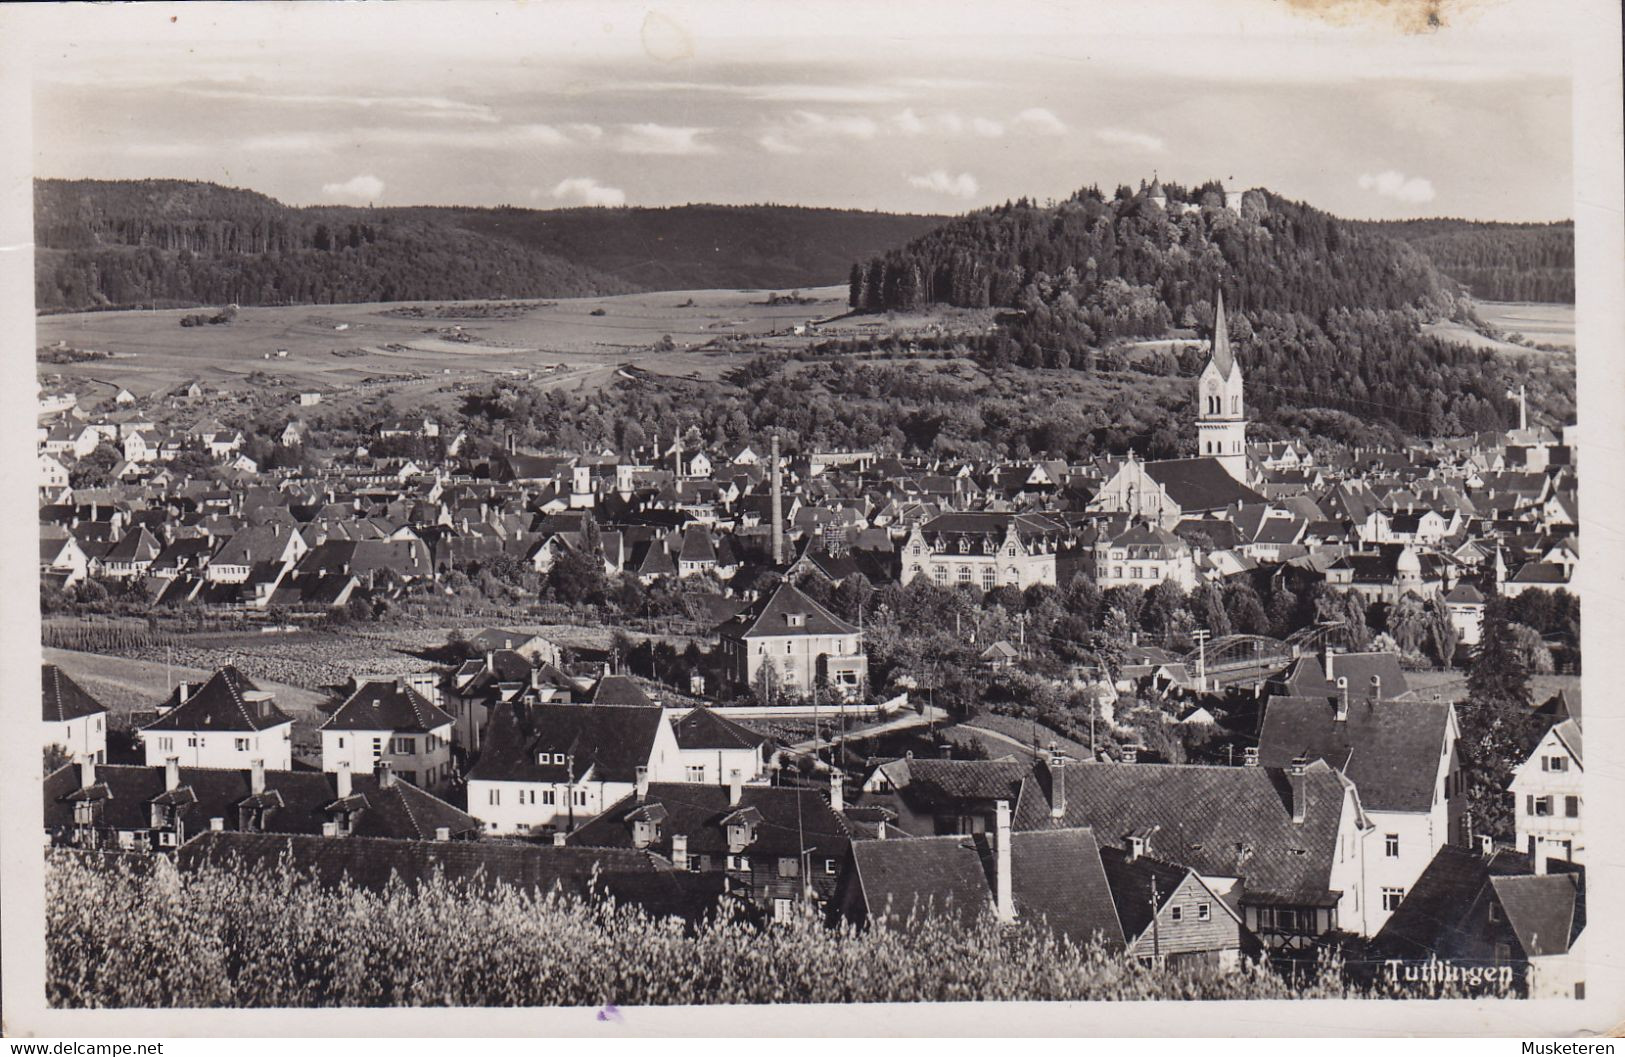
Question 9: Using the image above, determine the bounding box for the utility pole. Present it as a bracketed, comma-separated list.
[1149, 877, 1161, 961]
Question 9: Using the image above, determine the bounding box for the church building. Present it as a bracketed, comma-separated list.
[1195, 292, 1249, 482]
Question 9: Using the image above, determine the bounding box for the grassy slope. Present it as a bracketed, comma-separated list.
[42, 646, 330, 719]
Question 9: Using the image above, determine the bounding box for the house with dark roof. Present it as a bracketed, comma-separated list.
[833, 800, 1127, 951]
[176, 831, 725, 924]
[1093, 523, 1198, 590]
[899, 512, 1063, 590]
[139, 667, 294, 771]
[1089, 454, 1265, 529]
[1099, 844, 1248, 968]
[1374, 844, 1585, 998]
[857, 756, 1032, 837]
[1013, 756, 1376, 947]
[715, 580, 867, 701]
[569, 775, 850, 919]
[1258, 691, 1462, 932]
[670, 707, 774, 785]
[465, 702, 682, 835]
[42, 665, 108, 764]
[591, 674, 657, 707]
[46, 756, 480, 852]
[320, 679, 456, 793]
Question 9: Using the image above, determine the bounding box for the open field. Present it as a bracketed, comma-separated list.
[1407, 669, 1578, 710]
[36, 286, 850, 408]
[43, 646, 332, 721]
[1474, 300, 1577, 350]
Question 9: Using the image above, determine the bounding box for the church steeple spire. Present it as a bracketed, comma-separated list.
[1210, 291, 1235, 380]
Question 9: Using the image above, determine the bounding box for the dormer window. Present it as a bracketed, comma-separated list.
[786, 613, 806, 628]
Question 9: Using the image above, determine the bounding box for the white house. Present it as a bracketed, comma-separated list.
[465, 702, 683, 835]
[670, 707, 773, 785]
[42, 664, 108, 764]
[40, 452, 70, 490]
[1509, 719, 1582, 865]
[320, 678, 456, 792]
[139, 666, 294, 771]
[899, 512, 1063, 591]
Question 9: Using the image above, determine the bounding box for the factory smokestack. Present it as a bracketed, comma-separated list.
[770, 433, 784, 566]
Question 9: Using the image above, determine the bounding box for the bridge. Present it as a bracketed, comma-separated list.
[1180, 622, 1362, 690]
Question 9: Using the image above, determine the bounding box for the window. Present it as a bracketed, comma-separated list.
[519, 790, 534, 805]
[158, 737, 173, 752]
[1565, 795, 1580, 818]
[726, 854, 747, 872]
[932, 566, 947, 585]
[687, 765, 707, 783]
[1170, 906, 1182, 922]
[1488, 902, 1501, 923]
[488, 789, 501, 806]
[824, 859, 838, 875]
[778, 857, 800, 878]
[553, 753, 566, 765]
[957, 566, 971, 584]
[1543, 755, 1569, 773]
[235, 738, 250, 751]
[372, 737, 383, 757]
[188, 736, 199, 748]
[773, 897, 793, 920]
[1381, 887, 1405, 912]
[1197, 903, 1211, 922]
[390, 737, 415, 755]
[1384, 833, 1400, 858]
[337, 737, 345, 749]
[573, 789, 587, 807]
[982, 567, 996, 591]
[785, 641, 793, 655]
[1529, 795, 1553, 817]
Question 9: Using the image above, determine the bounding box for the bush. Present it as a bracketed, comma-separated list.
[46, 852, 1504, 1007]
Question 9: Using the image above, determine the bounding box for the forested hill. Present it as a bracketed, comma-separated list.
[34, 179, 946, 312]
[1350, 219, 1574, 303]
[849, 181, 1459, 322]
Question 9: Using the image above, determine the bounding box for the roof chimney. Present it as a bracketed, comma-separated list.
[635, 765, 649, 802]
[165, 755, 180, 792]
[1335, 677, 1349, 722]
[321, 821, 339, 837]
[829, 770, 844, 813]
[1122, 747, 1138, 765]
[728, 769, 743, 807]
[1243, 746, 1259, 767]
[210, 817, 225, 832]
[994, 799, 1015, 923]
[251, 757, 265, 795]
[1288, 755, 1310, 824]
[671, 833, 689, 870]
[1478, 833, 1495, 859]
[336, 760, 352, 799]
[1534, 849, 1548, 876]
[1049, 756, 1066, 819]
[1369, 674, 1382, 701]
[377, 760, 395, 790]
[435, 826, 451, 842]
[76, 753, 95, 791]
[876, 818, 887, 840]
[1322, 646, 1335, 681]
[552, 831, 567, 847]
[770, 434, 784, 566]
[178, 682, 191, 705]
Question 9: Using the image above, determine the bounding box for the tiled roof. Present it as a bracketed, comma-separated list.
[1098, 846, 1197, 945]
[466, 702, 666, 784]
[880, 758, 1031, 805]
[849, 834, 992, 928]
[321, 680, 454, 734]
[721, 580, 858, 639]
[672, 707, 770, 751]
[568, 782, 850, 863]
[1143, 459, 1264, 512]
[142, 666, 293, 733]
[42, 665, 107, 723]
[1491, 872, 1584, 957]
[1013, 761, 1350, 907]
[1257, 696, 1449, 813]
[591, 675, 656, 707]
[44, 763, 480, 840]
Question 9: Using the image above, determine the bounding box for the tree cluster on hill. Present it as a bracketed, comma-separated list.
[34, 179, 944, 312]
[1354, 219, 1574, 303]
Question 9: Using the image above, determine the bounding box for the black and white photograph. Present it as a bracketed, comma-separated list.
[1, 0, 1621, 1038]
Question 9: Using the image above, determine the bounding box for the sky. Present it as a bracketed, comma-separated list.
[20, 0, 1576, 221]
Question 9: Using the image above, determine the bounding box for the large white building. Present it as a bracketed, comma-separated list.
[898, 512, 1063, 592]
[320, 678, 456, 793]
[139, 666, 294, 771]
[42, 664, 108, 765]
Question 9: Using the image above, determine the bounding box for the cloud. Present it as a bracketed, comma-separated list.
[1094, 126, 1164, 151]
[907, 169, 978, 199]
[320, 174, 384, 204]
[616, 123, 717, 155]
[971, 117, 1006, 138]
[1358, 170, 1437, 204]
[757, 133, 803, 155]
[1014, 107, 1067, 135]
[566, 123, 604, 141]
[890, 109, 1002, 138]
[182, 86, 500, 123]
[789, 110, 880, 140]
[549, 177, 627, 207]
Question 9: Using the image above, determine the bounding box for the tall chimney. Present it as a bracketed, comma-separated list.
[76, 754, 95, 791]
[1049, 756, 1066, 819]
[994, 799, 1015, 923]
[1335, 677, 1349, 722]
[770, 434, 784, 566]
[829, 770, 844, 813]
[336, 760, 352, 799]
[635, 765, 649, 802]
[165, 755, 180, 792]
[251, 758, 266, 795]
[728, 769, 743, 807]
[1322, 646, 1335, 681]
[671, 833, 689, 870]
[1288, 756, 1310, 824]
[378, 760, 395, 790]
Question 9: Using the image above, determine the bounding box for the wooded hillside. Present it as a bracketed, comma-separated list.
[1353, 218, 1574, 303]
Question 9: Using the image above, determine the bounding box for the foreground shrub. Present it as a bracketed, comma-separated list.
[46, 852, 1503, 1007]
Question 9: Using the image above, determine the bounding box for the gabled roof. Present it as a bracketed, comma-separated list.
[1491, 872, 1584, 957]
[875, 758, 1031, 805]
[42, 665, 108, 723]
[1257, 696, 1451, 813]
[591, 675, 656, 707]
[321, 680, 454, 734]
[1143, 458, 1264, 512]
[1013, 761, 1351, 907]
[672, 707, 771, 751]
[1207, 292, 1236, 381]
[569, 782, 849, 862]
[1098, 846, 1205, 945]
[142, 666, 293, 733]
[44, 763, 479, 840]
[467, 702, 666, 784]
[720, 580, 858, 639]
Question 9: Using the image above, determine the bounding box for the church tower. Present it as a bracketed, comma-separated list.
[1196, 292, 1249, 483]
